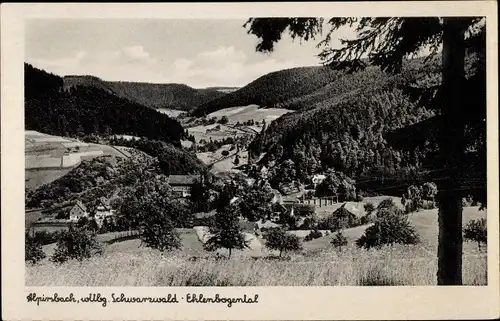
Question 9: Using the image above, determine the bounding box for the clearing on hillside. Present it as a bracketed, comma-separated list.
[207, 104, 293, 124]
[25, 130, 133, 190]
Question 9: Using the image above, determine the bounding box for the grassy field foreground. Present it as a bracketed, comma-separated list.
[26, 206, 487, 286]
[26, 245, 487, 286]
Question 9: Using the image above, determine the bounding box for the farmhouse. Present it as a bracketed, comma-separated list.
[330, 203, 359, 228]
[167, 175, 200, 198]
[94, 197, 116, 226]
[69, 200, 89, 222]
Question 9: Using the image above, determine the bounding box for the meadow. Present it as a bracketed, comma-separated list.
[26, 206, 487, 286]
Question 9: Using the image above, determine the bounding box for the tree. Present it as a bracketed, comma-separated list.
[239, 184, 274, 222]
[244, 16, 486, 284]
[356, 205, 420, 249]
[422, 182, 438, 201]
[136, 199, 182, 252]
[25, 231, 46, 264]
[331, 230, 348, 252]
[233, 154, 240, 166]
[51, 225, 103, 263]
[190, 179, 209, 213]
[221, 150, 230, 157]
[204, 203, 248, 258]
[463, 218, 487, 252]
[263, 227, 302, 257]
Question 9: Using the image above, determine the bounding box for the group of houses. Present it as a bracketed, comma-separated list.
[67, 197, 116, 226]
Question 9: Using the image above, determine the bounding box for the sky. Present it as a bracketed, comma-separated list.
[25, 19, 356, 88]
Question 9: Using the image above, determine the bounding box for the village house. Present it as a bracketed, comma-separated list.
[167, 174, 201, 198]
[94, 197, 116, 226]
[69, 200, 89, 222]
[329, 203, 359, 229]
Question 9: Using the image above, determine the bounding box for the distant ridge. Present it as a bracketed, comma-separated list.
[191, 66, 340, 117]
[63, 75, 227, 111]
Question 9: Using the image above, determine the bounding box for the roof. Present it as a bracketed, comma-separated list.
[167, 175, 199, 186]
[97, 197, 112, 210]
[71, 200, 87, 212]
[332, 203, 356, 218]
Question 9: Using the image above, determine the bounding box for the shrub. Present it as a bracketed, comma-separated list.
[263, 227, 302, 257]
[218, 116, 229, 125]
[25, 231, 46, 264]
[32, 230, 62, 245]
[330, 230, 348, 251]
[221, 150, 230, 157]
[298, 215, 319, 230]
[377, 198, 396, 211]
[463, 218, 487, 252]
[363, 202, 375, 215]
[304, 229, 323, 241]
[356, 206, 420, 249]
[51, 226, 103, 263]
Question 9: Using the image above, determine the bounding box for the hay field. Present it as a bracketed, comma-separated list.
[26, 244, 486, 286]
[26, 207, 487, 286]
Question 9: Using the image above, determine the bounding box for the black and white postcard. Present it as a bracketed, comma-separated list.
[1, 2, 499, 320]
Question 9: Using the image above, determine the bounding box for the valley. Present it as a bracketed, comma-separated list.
[24, 31, 487, 287]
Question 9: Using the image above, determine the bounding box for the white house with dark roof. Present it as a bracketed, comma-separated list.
[69, 200, 89, 222]
[94, 197, 116, 226]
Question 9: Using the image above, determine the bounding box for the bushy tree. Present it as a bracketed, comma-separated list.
[263, 227, 302, 257]
[356, 205, 420, 249]
[136, 200, 182, 252]
[190, 179, 209, 213]
[239, 184, 274, 222]
[204, 203, 248, 258]
[403, 184, 423, 213]
[51, 225, 103, 263]
[331, 230, 348, 251]
[25, 231, 46, 264]
[315, 170, 356, 201]
[221, 150, 230, 157]
[463, 218, 487, 252]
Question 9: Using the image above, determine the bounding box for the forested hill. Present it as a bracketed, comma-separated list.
[25, 63, 184, 145]
[63, 75, 226, 111]
[248, 56, 483, 193]
[191, 66, 341, 117]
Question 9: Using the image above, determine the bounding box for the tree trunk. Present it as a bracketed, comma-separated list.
[437, 18, 467, 285]
[228, 248, 232, 259]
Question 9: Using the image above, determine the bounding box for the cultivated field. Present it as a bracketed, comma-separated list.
[26, 206, 487, 286]
[25, 130, 131, 190]
[207, 104, 293, 124]
[187, 124, 249, 143]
